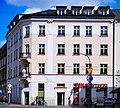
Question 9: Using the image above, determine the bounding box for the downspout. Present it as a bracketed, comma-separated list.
[113, 18, 115, 98]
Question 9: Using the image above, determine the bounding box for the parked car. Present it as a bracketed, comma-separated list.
[104, 98, 116, 106]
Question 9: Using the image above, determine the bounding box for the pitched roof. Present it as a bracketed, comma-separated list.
[112, 9, 120, 21]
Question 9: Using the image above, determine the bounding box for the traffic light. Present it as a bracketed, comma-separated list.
[87, 68, 93, 74]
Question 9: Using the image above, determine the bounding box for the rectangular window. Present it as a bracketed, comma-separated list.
[39, 25, 45, 36]
[58, 26, 65, 36]
[100, 64, 107, 74]
[86, 44, 92, 55]
[73, 44, 80, 55]
[74, 26, 80, 36]
[25, 64, 29, 74]
[39, 44, 45, 55]
[39, 63, 45, 74]
[58, 44, 65, 55]
[19, 29, 22, 39]
[74, 10, 80, 15]
[85, 10, 92, 15]
[86, 64, 92, 74]
[25, 44, 30, 54]
[25, 26, 30, 37]
[38, 83, 44, 100]
[101, 10, 107, 15]
[73, 63, 80, 74]
[100, 44, 108, 55]
[101, 26, 108, 36]
[59, 10, 65, 15]
[58, 63, 65, 74]
[86, 26, 92, 36]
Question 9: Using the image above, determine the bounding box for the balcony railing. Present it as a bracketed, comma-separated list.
[19, 53, 31, 59]
[19, 72, 30, 78]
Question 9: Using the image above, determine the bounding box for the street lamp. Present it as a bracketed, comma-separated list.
[80, 53, 93, 108]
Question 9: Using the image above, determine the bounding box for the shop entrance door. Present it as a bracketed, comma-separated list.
[57, 92, 65, 105]
[24, 92, 29, 105]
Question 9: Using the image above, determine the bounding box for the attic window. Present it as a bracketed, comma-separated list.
[85, 10, 92, 15]
[73, 10, 80, 15]
[58, 10, 65, 15]
[101, 10, 107, 15]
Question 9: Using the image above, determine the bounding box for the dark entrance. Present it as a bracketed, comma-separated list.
[24, 92, 29, 105]
[57, 92, 65, 105]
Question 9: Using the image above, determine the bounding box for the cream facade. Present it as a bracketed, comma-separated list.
[6, 6, 114, 106]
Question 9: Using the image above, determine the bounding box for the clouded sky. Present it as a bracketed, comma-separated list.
[0, 0, 120, 47]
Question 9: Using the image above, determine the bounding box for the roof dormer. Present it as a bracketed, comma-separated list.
[97, 6, 110, 15]
[56, 6, 67, 15]
[71, 6, 82, 15]
[82, 6, 94, 15]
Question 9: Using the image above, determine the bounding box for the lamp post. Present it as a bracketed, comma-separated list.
[80, 53, 93, 108]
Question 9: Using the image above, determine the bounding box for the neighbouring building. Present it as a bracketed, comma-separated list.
[111, 9, 120, 104]
[6, 6, 114, 105]
[0, 43, 7, 95]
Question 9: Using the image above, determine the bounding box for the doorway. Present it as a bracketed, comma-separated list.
[57, 92, 65, 105]
[24, 92, 29, 105]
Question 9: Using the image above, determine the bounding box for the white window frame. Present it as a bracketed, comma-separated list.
[86, 44, 92, 55]
[100, 64, 107, 74]
[39, 44, 45, 55]
[39, 63, 45, 74]
[58, 63, 65, 74]
[73, 63, 80, 74]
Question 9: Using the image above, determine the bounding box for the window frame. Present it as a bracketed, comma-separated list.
[39, 44, 45, 55]
[73, 44, 80, 55]
[100, 26, 108, 36]
[58, 63, 65, 74]
[25, 26, 30, 37]
[100, 44, 108, 56]
[39, 25, 45, 36]
[73, 63, 80, 74]
[74, 26, 80, 36]
[85, 44, 92, 55]
[39, 63, 45, 74]
[86, 26, 92, 36]
[58, 26, 65, 36]
[57, 44, 65, 55]
[100, 64, 108, 74]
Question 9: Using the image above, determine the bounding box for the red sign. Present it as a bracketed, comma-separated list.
[74, 83, 107, 88]
[73, 94, 79, 105]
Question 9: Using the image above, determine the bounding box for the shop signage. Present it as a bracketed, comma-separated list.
[74, 83, 107, 88]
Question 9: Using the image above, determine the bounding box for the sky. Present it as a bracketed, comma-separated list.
[0, 0, 120, 47]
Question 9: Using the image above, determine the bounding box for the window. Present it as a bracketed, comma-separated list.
[58, 10, 65, 15]
[58, 63, 65, 74]
[73, 64, 80, 74]
[100, 64, 107, 74]
[86, 44, 92, 55]
[38, 83, 44, 100]
[101, 26, 108, 36]
[100, 44, 108, 55]
[86, 64, 92, 74]
[39, 63, 45, 74]
[74, 26, 80, 36]
[19, 29, 22, 39]
[25, 44, 30, 54]
[86, 26, 92, 36]
[39, 44, 45, 55]
[39, 25, 45, 36]
[58, 26, 65, 35]
[101, 10, 107, 15]
[25, 64, 29, 74]
[58, 44, 65, 55]
[85, 10, 92, 15]
[25, 26, 30, 37]
[73, 44, 80, 55]
[74, 10, 80, 15]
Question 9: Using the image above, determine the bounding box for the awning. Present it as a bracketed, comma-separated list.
[110, 87, 120, 93]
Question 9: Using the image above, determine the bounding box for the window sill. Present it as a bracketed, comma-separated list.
[57, 35, 65, 37]
[38, 54, 45, 55]
[57, 54, 65, 56]
[73, 35, 80, 37]
[38, 34, 46, 37]
[85, 35, 92, 37]
[100, 54, 108, 56]
[73, 54, 80, 56]
[24, 35, 30, 38]
[100, 35, 108, 37]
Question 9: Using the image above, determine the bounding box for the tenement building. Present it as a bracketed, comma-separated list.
[6, 6, 114, 105]
[0, 43, 7, 95]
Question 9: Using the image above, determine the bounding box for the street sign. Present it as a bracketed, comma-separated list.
[86, 74, 93, 82]
[8, 83, 12, 88]
[87, 68, 93, 74]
